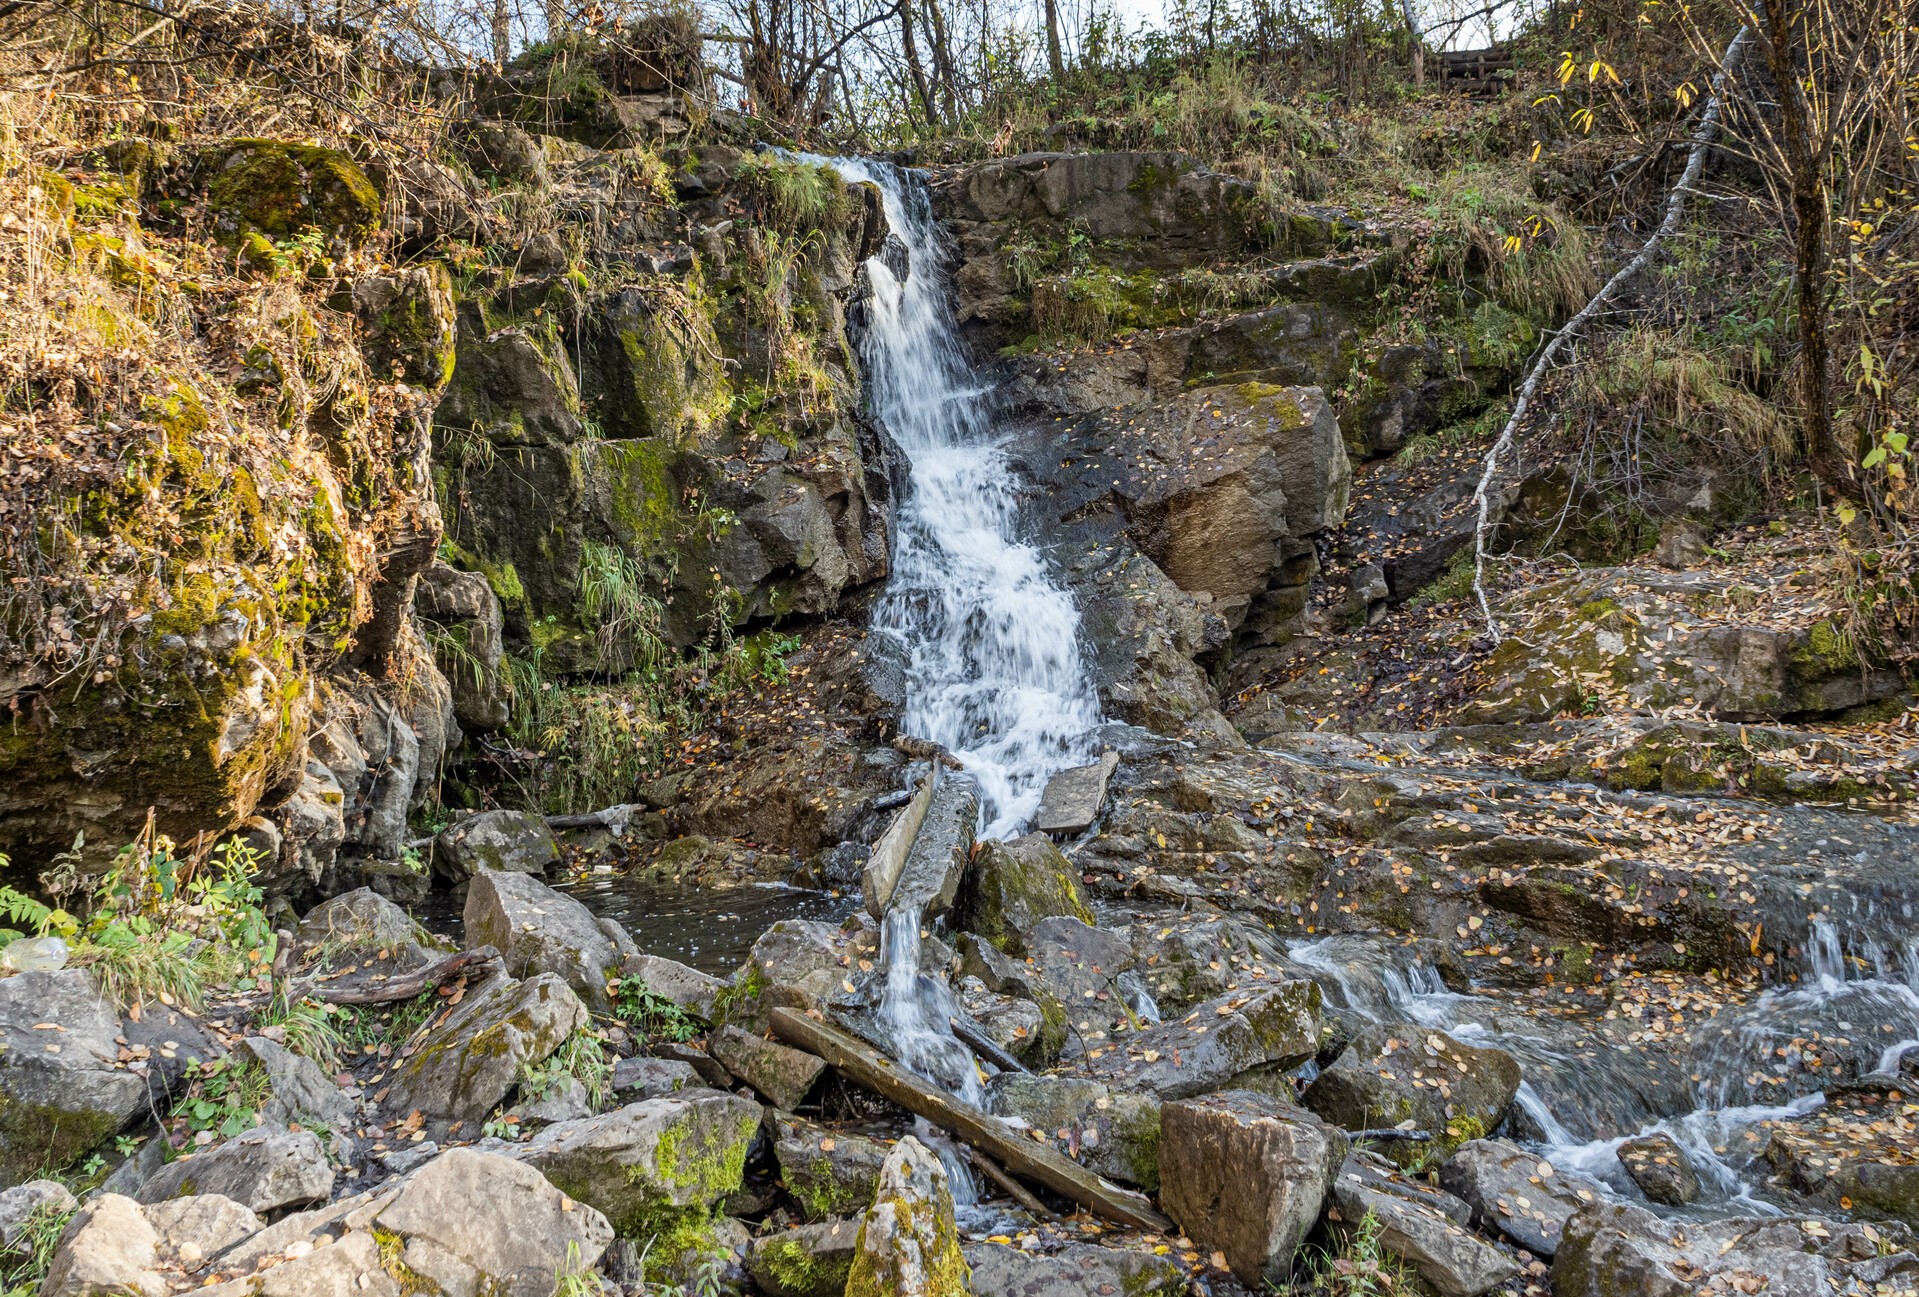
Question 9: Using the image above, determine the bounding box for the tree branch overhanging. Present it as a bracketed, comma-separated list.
[1468, 25, 1754, 645]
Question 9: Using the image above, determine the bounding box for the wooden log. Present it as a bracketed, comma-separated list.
[970, 1149, 1055, 1218]
[769, 1008, 1173, 1232]
[948, 1014, 1029, 1076]
[307, 947, 502, 1005]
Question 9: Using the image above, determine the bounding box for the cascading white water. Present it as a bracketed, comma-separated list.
[824, 157, 1103, 838]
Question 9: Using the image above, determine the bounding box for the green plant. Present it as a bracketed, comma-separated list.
[0, 1199, 74, 1295]
[518, 1028, 612, 1109]
[615, 978, 702, 1042]
[258, 994, 346, 1073]
[576, 539, 669, 675]
[554, 1242, 607, 1296]
[1299, 1209, 1411, 1297]
[733, 153, 852, 233]
[175, 1055, 268, 1140]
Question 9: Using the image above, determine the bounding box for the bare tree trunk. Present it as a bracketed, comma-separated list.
[1042, 0, 1065, 83]
[492, 0, 510, 66]
[899, 0, 936, 125]
[1400, 0, 1423, 86]
[924, 0, 960, 123]
[1760, 0, 1858, 500]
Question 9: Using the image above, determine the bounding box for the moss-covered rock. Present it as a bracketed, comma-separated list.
[955, 833, 1094, 955]
[844, 1137, 969, 1297]
[748, 1219, 860, 1297]
[773, 1115, 888, 1221]
[1301, 1026, 1519, 1170]
[201, 139, 382, 246]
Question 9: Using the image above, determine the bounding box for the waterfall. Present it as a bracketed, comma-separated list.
[824, 157, 1103, 839]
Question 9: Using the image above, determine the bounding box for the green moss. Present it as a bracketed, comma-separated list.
[1794, 618, 1857, 676]
[373, 1226, 445, 1295]
[1119, 1109, 1161, 1194]
[1577, 597, 1619, 622]
[757, 1235, 851, 1297]
[204, 139, 381, 245]
[843, 1187, 970, 1297]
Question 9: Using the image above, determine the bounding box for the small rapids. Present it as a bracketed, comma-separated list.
[1284, 927, 1918, 1218]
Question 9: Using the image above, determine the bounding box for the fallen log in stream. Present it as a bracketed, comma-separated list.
[769, 1007, 1173, 1232]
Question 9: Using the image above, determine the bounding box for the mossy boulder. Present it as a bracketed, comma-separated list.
[844, 1137, 969, 1297]
[201, 139, 382, 247]
[773, 1115, 888, 1221]
[748, 1219, 860, 1297]
[955, 833, 1094, 955]
[986, 1074, 1163, 1191]
[517, 1090, 761, 1238]
[344, 264, 458, 389]
[381, 972, 587, 1126]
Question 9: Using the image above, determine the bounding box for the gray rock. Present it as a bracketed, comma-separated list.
[844, 1136, 966, 1297]
[619, 952, 725, 1022]
[294, 887, 441, 972]
[435, 810, 560, 881]
[464, 868, 619, 1012]
[865, 769, 977, 922]
[1302, 1025, 1520, 1168]
[39, 1194, 163, 1297]
[516, 1091, 762, 1235]
[611, 1056, 700, 1099]
[192, 1230, 398, 1296]
[1033, 751, 1121, 835]
[1617, 1131, 1701, 1206]
[710, 1026, 826, 1110]
[1438, 1138, 1605, 1259]
[723, 920, 854, 1032]
[234, 1036, 357, 1132]
[0, 969, 149, 1185]
[748, 1218, 861, 1297]
[986, 1073, 1163, 1190]
[1024, 916, 1139, 1050]
[954, 834, 1094, 956]
[135, 1125, 333, 1214]
[367, 1147, 615, 1297]
[0, 1179, 75, 1253]
[961, 1240, 1187, 1295]
[141, 1194, 263, 1266]
[513, 1073, 594, 1125]
[1331, 1153, 1520, 1297]
[1080, 981, 1323, 1099]
[378, 1141, 441, 1176]
[381, 972, 587, 1125]
[1161, 1090, 1346, 1286]
[1554, 1200, 1919, 1297]
[119, 1003, 223, 1110]
[416, 562, 509, 730]
[774, 1114, 890, 1220]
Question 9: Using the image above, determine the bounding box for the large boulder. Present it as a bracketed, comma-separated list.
[39, 1193, 164, 1297]
[517, 1091, 761, 1237]
[381, 972, 586, 1125]
[954, 833, 1095, 955]
[1438, 1138, 1605, 1260]
[1302, 1026, 1520, 1167]
[1080, 981, 1323, 1099]
[844, 1136, 968, 1297]
[293, 887, 442, 972]
[200, 139, 382, 247]
[722, 920, 856, 1032]
[463, 868, 619, 1012]
[709, 1026, 826, 1111]
[134, 1126, 333, 1214]
[215, 1147, 614, 1297]
[1553, 1201, 1919, 1297]
[0, 969, 149, 1187]
[1160, 1090, 1346, 1287]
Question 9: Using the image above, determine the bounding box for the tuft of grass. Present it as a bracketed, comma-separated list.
[1423, 167, 1597, 322]
[734, 153, 854, 233]
[257, 995, 347, 1074]
[518, 1028, 612, 1110]
[0, 1200, 75, 1295]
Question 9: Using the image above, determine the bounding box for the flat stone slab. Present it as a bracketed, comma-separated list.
[1034, 752, 1120, 835]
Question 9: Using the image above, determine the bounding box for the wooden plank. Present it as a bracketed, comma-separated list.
[863, 767, 937, 919]
[769, 1007, 1174, 1233]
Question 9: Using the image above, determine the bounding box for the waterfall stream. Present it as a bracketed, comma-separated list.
[825, 157, 1103, 840]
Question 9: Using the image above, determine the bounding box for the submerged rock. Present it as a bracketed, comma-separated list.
[844, 1136, 968, 1297]
[1160, 1089, 1345, 1286]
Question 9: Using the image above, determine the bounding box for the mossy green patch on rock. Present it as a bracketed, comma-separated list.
[203, 139, 382, 246]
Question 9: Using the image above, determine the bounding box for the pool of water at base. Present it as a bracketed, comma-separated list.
[410, 874, 861, 976]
